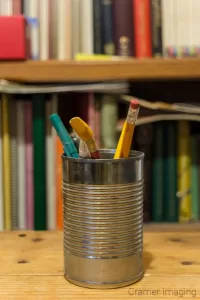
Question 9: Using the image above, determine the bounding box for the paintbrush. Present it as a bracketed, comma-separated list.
[79, 139, 91, 158]
[69, 117, 100, 159]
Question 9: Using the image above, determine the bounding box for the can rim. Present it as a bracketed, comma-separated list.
[62, 149, 144, 163]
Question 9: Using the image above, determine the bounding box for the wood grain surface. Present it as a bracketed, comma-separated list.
[0, 225, 199, 299]
[1, 59, 200, 82]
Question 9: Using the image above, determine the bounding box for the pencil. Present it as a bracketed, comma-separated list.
[114, 99, 140, 159]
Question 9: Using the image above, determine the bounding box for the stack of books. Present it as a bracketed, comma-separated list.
[0, 81, 128, 231]
[1, 88, 200, 231]
[117, 99, 200, 223]
[0, 0, 200, 60]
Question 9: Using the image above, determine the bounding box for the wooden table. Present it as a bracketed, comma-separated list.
[0, 224, 199, 300]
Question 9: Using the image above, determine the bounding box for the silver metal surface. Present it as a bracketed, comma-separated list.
[62, 149, 144, 288]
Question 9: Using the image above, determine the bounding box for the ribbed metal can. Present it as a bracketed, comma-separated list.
[62, 149, 144, 289]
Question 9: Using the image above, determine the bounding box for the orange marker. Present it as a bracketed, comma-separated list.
[114, 99, 140, 159]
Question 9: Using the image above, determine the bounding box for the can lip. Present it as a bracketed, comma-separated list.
[62, 149, 144, 163]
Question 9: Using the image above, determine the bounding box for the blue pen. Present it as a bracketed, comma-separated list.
[49, 113, 79, 158]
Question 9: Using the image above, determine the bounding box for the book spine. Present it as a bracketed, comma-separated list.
[33, 95, 46, 230]
[45, 99, 52, 230]
[151, 0, 163, 57]
[80, 0, 94, 54]
[189, 0, 200, 56]
[93, 0, 103, 54]
[163, 122, 178, 222]
[71, 0, 80, 58]
[66, 0, 72, 59]
[175, 0, 190, 57]
[94, 94, 102, 148]
[162, 0, 176, 57]
[0, 0, 3, 14]
[17, 100, 26, 230]
[198, 136, 200, 220]
[45, 96, 57, 230]
[88, 92, 96, 134]
[22, 0, 30, 59]
[13, 0, 22, 14]
[195, 0, 200, 56]
[133, 0, 152, 57]
[51, 95, 58, 228]
[57, 0, 71, 59]
[21, 0, 25, 14]
[39, 0, 50, 60]
[10, 98, 18, 230]
[100, 94, 118, 148]
[2, 94, 11, 230]
[24, 101, 34, 230]
[3, 0, 13, 15]
[188, 0, 193, 56]
[113, 0, 134, 56]
[48, 0, 52, 58]
[177, 121, 192, 222]
[191, 135, 199, 221]
[27, 0, 40, 60]
[0, 99, 4, 231]
[134, 123, 153, 222]
[49, 0, 57, 58]
[101, 0, 115, 55]
[152, 122, 164, 222]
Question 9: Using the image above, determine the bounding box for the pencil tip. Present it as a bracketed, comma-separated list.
[130, 99, 139, 109]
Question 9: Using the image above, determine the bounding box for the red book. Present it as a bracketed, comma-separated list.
[133, 0, 152, 57]
[0, 16, 27, 60]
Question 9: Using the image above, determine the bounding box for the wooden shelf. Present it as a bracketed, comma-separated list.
[1, 58, 200, 82]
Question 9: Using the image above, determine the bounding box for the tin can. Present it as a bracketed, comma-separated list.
[62, 149, 144, 288]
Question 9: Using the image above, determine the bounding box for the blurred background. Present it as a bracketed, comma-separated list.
[0, 0, 199, 231]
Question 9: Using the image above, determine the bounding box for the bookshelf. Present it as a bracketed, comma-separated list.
[0, 0, 199, 234]
[1, 58, 200, 82]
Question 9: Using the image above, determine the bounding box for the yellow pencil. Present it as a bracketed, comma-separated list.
[2, 94, 11, 230]
[114, 99, 140, 159]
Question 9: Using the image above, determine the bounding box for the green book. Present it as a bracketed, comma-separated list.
[163, 122, 178, 222]
[191, 136, 199, 221]
[152, 122, 164, 222]
[100, 94, 118, 148]
[33, 95, 46, 230]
